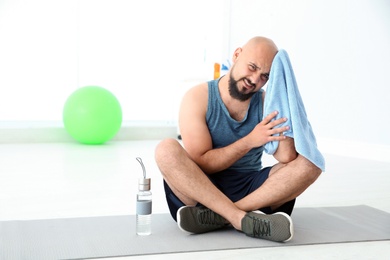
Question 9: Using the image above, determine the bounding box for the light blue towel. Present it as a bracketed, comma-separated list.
[263, 49, 325, 172]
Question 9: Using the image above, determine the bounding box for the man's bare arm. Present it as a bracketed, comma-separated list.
[180, 86, 288, 174]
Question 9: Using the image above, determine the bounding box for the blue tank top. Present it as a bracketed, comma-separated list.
[206, 78, 265, 172]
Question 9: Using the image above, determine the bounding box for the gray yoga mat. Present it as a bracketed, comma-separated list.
[1, 205, 389, 259]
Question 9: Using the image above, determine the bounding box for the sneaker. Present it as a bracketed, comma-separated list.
[177, 206, 227, 234]
[241, 210, 293, 242]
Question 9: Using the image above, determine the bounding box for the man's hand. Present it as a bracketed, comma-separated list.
[244, 111, 290, 148]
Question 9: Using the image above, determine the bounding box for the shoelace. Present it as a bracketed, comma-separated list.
[252, 217, 271, 237]
[197, 209, 224, 225]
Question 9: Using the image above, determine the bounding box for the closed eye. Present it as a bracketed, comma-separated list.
[261, 73, 269, 81]
[249, 64, 257, 71]
[249, 62, 269, 81]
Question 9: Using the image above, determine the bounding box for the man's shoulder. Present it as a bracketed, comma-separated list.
[184, 82, 209, 99]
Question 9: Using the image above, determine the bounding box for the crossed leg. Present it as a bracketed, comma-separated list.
[155, 138, 321, 230]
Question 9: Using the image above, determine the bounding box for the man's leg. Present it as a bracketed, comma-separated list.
[155, 138, 246, 230]
[234, 137, 322, 212]
[155, 138, 296, 242]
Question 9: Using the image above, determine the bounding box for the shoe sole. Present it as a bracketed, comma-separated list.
[252, 210, 294, 242]
[176, 206, 192, 234]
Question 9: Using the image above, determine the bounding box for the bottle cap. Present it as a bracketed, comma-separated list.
[138, 178, 151, 191]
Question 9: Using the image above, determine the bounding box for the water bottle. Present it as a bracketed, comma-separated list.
[136, 157, 152, 236]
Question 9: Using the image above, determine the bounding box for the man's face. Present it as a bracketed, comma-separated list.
[228, 64, 257, 101]
[228, 59, 270, 102]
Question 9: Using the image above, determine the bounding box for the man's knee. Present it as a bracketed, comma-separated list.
[155, 138, 184, 170]
[295, 155, 322, 183]
[155, 138, 180, 159]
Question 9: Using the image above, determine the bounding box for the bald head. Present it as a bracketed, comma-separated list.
[243, 36, 278, 51]
[231, 36, 278, 78]
[239, 36, 278, 64]
[226, 36, 278, 101]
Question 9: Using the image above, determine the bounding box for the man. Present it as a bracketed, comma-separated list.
[155, 36, 322, 242]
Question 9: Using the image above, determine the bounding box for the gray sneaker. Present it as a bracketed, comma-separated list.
[177, 206, 227, 234]
[241, 210, 293, 242]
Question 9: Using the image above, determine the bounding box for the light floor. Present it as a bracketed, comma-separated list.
[1, 140, 389, 259]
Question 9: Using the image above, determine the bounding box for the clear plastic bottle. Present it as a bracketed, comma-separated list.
[136, 178, 152, 235]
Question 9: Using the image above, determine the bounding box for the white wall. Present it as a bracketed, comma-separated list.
[0, 0, 78, 121]
[229, 0, 390, 146]
[0, 0, 228, 122]
[1, 0, 389, 148]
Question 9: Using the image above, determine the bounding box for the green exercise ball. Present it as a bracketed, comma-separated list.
[63, 86, 122, 144]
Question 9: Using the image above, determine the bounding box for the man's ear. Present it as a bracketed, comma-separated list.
[232, 47, 242, 62]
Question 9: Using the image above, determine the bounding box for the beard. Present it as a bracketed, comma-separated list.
[228, 73, 255, 102]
